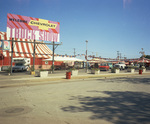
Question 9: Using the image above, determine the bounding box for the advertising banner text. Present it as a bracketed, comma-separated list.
[7, 13, 60, 42]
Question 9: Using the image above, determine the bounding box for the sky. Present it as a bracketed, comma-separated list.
[0, 0, 150, 60]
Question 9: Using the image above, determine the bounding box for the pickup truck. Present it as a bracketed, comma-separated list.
[99, 63, 109, 71]
[114, 62, 126, 70]
[12, 63, 28, 72]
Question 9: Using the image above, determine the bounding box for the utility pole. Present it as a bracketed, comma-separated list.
[124, 55, 126, 60]
[86, 40, 88, 73]
[96, 52, 98, 57]
[74, 48, 76, 57]
[120, 53, 122, 60]
[139, 48, 145, 66]
[117, 51, 119, 60]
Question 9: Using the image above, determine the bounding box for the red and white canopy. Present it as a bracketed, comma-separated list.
[128, 58, 150, 63]
[0, 32, 52, 58]
[137, 58, 150, 63]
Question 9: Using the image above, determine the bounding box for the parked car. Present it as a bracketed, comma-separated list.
[114, 62, 126, 70]
[107, 63, 113, 69]
[126, 63, 140, 70]
[99, 63, 109, 71]
[134, 64, 140, 68]
[12, 63, 28, 72]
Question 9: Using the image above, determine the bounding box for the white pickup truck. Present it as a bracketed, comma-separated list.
[12, 63, 28, 72]
[114, 62, 126, 70]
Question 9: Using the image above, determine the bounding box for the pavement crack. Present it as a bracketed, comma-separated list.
[46, 111, 50, 115]
[64, 121, 70, 124]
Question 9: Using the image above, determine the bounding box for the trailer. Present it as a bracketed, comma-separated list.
[12, 58, 30, 72]
[13, 58, 30, 65]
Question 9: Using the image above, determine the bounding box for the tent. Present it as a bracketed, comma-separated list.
[0, 32, 52, 58]
[0, 31, 54, 69]
[88, 58, 106, 64]
[44, 56, 84, 62]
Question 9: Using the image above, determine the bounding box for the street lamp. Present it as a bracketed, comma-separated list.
[139, 48, 145, 66]
[86, 40, 88, 73]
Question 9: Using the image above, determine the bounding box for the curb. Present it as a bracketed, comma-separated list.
[0, 72, 150, 88]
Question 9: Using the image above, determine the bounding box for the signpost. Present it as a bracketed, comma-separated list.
[6, 13, 60, 74]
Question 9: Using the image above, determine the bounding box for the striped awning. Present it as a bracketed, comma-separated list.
[0, 32, 52, 58]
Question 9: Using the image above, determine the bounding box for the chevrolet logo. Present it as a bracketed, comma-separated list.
[28, 19, 57, 30]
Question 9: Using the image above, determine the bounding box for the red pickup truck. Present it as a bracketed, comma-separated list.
[99, 63, 109, 71]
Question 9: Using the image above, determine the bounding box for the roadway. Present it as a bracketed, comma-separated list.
[0, 73, 150, 124]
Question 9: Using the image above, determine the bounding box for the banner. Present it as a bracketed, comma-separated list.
[7, 13, 60, 42]
[0, 40, 10, 50]
[3, 41, 10, 50]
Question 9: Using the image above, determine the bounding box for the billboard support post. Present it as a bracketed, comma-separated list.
[33, 39, 36, 71]
[10, 38, 14, 75]
[52, 41, 55, 73]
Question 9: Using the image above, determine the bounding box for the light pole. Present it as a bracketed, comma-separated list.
[86, 40, 88, 73]
[139, 48, 145, 66]
[74, 48, 76, 57]
[117, 51, 119, 60]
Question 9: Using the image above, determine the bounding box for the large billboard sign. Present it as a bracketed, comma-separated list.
[7, 13, 60, 42]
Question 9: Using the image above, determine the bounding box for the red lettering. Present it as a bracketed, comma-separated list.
[39, 31, 43, 40]
[26, 30, 31, 39]
[21, 29, 26, 39]
[48, 32, 53, 41]
[43, 31, 47, 41]
[15, 28, 19, 38]
[7, 27, 12, 38]
[32, 30, 36, 40]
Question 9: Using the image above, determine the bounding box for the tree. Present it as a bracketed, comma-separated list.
[141, 55, 150, 59]
[145, 55, 150, 59]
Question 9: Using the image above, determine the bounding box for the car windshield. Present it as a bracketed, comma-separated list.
[115, 65, 119, 67]
[101, 63, 107, 66]
[108, 63, 112, 65]
[15, 63, 23, 66]
[118, 62, 125, 64]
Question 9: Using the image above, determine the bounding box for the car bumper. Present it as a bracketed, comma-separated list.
[100, 68, 109, 71]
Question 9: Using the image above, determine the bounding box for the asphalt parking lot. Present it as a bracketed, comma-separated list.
[0, 74, 150, 124]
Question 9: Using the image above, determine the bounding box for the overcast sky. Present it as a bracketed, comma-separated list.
[0, 0, 150, 59]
